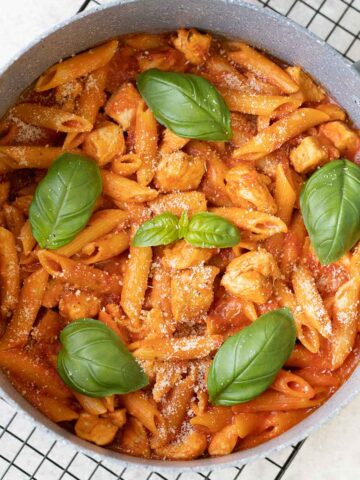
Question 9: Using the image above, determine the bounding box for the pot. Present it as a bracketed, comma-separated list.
[0, 0, 359, 472]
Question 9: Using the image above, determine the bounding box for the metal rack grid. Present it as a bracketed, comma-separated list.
[0, 0, 359, 479]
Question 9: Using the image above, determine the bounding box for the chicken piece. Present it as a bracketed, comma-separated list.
[319, 121, 358, 154]
[221, 249, 280, 304]
[155, 151, 205, 192]
[171, 265, 219, 322]
[162, 240, 215, 270]
[83, 122, 125, 166]
[225, 163, 277, 214]
[75, 413, 118, 446]
[59, 290, 100, 321]
[172, 28, 211, 65]
[290, 136, 329, 174]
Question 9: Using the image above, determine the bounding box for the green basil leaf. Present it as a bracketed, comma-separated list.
[132, 212, 179, 247]
[29, 153, 102, 249]
[178, 211, 189, 239]
[300, 159, 360, 265]
[207, 308, 296, 406]
[185, 212, 241, 248]
[57, 319, 148, 397]
[137, 69, 232, 141]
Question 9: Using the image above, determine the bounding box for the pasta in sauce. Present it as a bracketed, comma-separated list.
[0, 29, 359, 460]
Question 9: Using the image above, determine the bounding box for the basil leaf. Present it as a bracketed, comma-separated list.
[57, 319, 148, 397]
[300, 159, 360, 265]
[29, 153, 102, 249]
[132, 212, 179, 247]
[178, 211, 189, 239]
[207, 308, 296, 406]
[185, 212, 241, 248]
[137, 69, 232, 141]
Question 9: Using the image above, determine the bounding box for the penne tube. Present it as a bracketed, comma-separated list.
[0, 227, 20, 318]
[190, 406, 233, 434]
[64, 66, 108, 149]
[122, 391, 161, 435]
[233, 109, 330, 161]
[129, 335, 223, 361]
[208, 413, 261, 456]
[101, 170, 158, 203]
[285, 344, 329, 370]
[56, 209, 128, 257]
[112, 153, 142, 177]
[296, 367, 340, 388]
[274, 164, 296, 225]
[10, 376, 78, 422]
[271, 369, 315, 399]
[232, 386, 329, 413]
[10, 104, 92, 133]
[152, 373, 194, 448]
[0, 268, 49, 350]
[210, 207, 287, 240]
[35, 40, 118, 91]
[0, 146, 64, 173]
[135, 102, 158, 186]
[238, 410, 310, 450]
[80, 231, 130, 264]
[0, 349, 71, 399]
[292, 265, 332, 340]
[274, 279, 320, 353]
[38, 250, 122, 294]
[3, 202, 25, 238]
[331, 279, 359, 370]
[228, 42, 299, 94]
[121, 246, 152, 329]
[222, 90, 303, 116]
[19, 220, 36, 255]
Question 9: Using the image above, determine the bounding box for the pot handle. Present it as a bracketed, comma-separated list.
[354, 61, 360, 74]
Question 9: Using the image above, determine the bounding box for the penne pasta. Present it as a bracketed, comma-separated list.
[0, 227, 20, 318]
[121, 246, 152, 329]
[0, 146, 64, 173]
[101, 170, 158, 203]
[228, 42, 299, 94]
[35, 40, 118, 91]
[10, 104, 92, 133]
[0, 268, 48, 350]
[233, 109, 330, 161]
[56, 209, 128, 257]
[38, 250, 122, 294]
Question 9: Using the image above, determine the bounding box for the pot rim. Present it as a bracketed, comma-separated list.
[0, 0, 360, 472]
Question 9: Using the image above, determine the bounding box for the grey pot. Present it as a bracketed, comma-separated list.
[0, 0, 359, 472]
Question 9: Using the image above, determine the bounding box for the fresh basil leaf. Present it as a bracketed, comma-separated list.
[132, 212, 179, 247]
[207, 308, 296, 406]
[57, 319, 148, 397]
[178, 211, 189, 239]
[29, 153, 102, 249]
[300, 159, 360, 265]
[185, 212, 241, 248]
[137, 69, 232, 141]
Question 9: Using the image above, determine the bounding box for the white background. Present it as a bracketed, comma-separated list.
[0, 1, 360, 479]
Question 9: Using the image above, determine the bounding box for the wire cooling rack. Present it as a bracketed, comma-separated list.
[0, 0, 359, 479]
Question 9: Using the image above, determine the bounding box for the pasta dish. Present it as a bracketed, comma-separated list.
[0, 29, 359, 460]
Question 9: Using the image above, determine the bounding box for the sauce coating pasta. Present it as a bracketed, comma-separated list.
[0, 29, 359, 460]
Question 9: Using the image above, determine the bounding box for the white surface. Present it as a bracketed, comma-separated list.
[0, 1, 360, 479]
